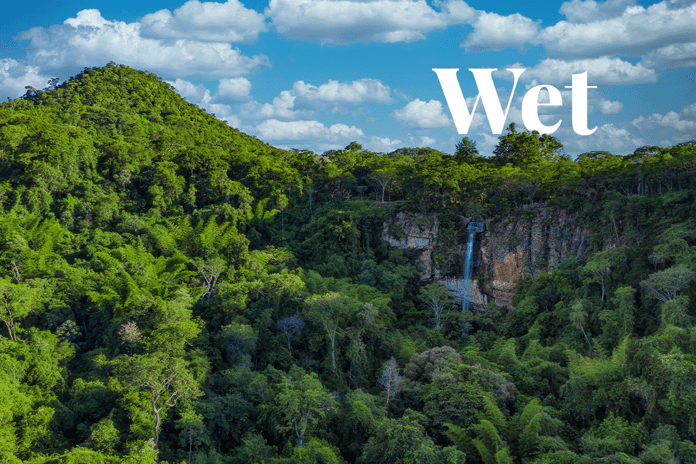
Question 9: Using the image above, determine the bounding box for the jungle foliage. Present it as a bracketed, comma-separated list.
[1, 63, 696, 463]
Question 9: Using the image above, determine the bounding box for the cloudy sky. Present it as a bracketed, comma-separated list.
[1, 0, 695, 156]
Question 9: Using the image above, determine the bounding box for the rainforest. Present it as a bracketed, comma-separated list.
[1, 62, 696, 464]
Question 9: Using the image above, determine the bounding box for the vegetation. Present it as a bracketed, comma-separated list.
[1, 62, 696, 463]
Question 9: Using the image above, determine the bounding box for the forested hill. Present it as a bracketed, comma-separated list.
[2, 63, 696, 463]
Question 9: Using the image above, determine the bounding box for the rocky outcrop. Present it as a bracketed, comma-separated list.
[382, 212, 440, 281]
[480, 204, 590, 308]
[382, 204, 591, 309]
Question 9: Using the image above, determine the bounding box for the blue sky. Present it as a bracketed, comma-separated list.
[1, 0, 695, 156]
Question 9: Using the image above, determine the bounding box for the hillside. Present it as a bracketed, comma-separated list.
[1, 63, 696, 464]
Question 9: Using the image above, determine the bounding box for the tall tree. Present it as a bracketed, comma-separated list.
[274, 371, 336, 447]
[125, 355, 201, 463]
[377, 356, 403, 410]
[304, 292, 357, 368]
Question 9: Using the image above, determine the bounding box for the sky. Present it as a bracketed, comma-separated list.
[1, 0, 695, 157]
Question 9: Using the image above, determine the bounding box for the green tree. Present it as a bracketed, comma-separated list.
[454, 136, 479, 163]
[640, 264, 695, 303]
[304, 292, 357, 368]
[274, 371, 336, 447]
[418, 283, 454, 329]
[124, 354, 201, 463]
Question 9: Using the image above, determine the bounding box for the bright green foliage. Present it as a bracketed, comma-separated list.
[640, 264, 695, 303]
[3, 64, 696, 463]
[360, 416, 465, 464]
[274, 370, 336, 447]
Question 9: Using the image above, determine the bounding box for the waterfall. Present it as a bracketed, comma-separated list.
[461, 221, 484, 334]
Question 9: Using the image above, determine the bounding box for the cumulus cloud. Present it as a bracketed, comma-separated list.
[168, 78, 241, 127]
[255, 118, 364, 142]
[15, 9, 269, 78]
[140, 0, 267, 43]
[641, 42, 696, 70]
[216, 77, 252, 102]
[369, 136, 402, 152]
[462, 11, 540, 52]
[265, 0, 475, 45]
[293, 79, 394, 106]
[522, 57, 658, 86]
[169, 78, 209, 102]
[559, 0, 637, 23]
[459, 1, 696, 67]
[0, 59, 50, 100]
[539, 2, 696, 57]
[597, 99, 624, 114]
[632, 112, 696, 131]
[574, 123, 644, 152]
[682, 103, 696, 117]
[408, 135, 437, 147]
[240, 91, 306, 120]
[240, 77, 394, 118]
[391, 99, 452, 128]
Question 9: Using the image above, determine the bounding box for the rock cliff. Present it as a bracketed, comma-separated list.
[382, 204, 591, 309]
[479, 204, 591, 308]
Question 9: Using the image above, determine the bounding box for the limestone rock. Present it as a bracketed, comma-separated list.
[382, 212, 440, 281]
[382, 204, 591, 309]
[480, 204, 591, 308]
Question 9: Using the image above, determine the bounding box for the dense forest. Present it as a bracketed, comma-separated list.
[1, 62, 696, 463]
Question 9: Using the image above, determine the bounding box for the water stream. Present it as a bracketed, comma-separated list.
[462, 221, 484, 334]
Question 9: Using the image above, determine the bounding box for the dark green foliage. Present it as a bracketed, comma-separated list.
[2, 63, 696, 463]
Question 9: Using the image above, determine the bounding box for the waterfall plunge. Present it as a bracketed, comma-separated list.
[462, 221, 484, 334]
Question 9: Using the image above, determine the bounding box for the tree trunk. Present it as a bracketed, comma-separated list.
[153, 404, 161, 463]
[331, 341, 336, 368]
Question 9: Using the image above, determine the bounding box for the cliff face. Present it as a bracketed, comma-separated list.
[382, 212, 440, 281]
[382, 204, 591, 309]
[479, 204, 591, 308]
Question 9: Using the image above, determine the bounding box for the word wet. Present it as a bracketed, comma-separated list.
[433, 68, 597, 135]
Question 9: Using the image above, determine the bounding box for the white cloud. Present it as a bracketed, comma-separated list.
[522, 57, 658, 86]
[633, 112, 696, 132]
[462, 11, 540, 52]
[255, 118, 364, 142]
[369, 136, 402, 152]
[216, 77, 252, 102]
[574, 123, 644, 152]
[293, 78, 394, 106]
[15, 9, 269, 78]
[266, 0, 476, 45]
[476, 132, 501, 155]
[140, 0, 267, 43]
[239, 77, 394, 118]
[682, 103, 696, 117]
[459, 1, 696, 67]
[641, 42, 696, 70]
[168, 78, 241, 127]
[539, 2, 696, 57]
[240, 91, 306, 119]
[169, 78, 209, 102]
[408, 135, 437, 147]
[598, 99, 624, 114]
[559, 0, 636, 23]
[391, 99, 452, 128]
[0, 59, 50, 100]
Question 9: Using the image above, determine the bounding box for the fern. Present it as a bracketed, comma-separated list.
[472, 419, 505, 464]
[479, 396, 507, 438]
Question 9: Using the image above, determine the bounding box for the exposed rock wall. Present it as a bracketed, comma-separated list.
[382, 212, 439, 281]
[480, 204, 590, 308]
[382, 204, 591, 309]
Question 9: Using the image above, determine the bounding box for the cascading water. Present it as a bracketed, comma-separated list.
[462, 221, 484, 334]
